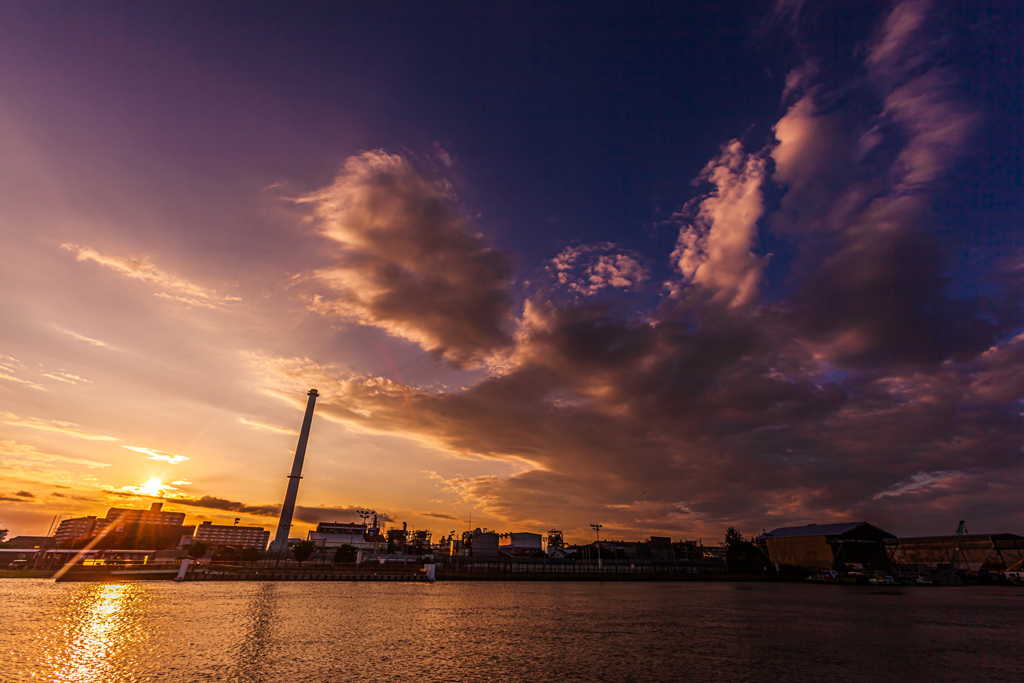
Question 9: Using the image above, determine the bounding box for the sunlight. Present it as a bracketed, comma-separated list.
[46, 583, 150, 682]
[136, 478, 164, 496]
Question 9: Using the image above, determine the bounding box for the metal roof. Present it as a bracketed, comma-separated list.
[892, 533, 1022, 541]
[759, 522, 867, 539]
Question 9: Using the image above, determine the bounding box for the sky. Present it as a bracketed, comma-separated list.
[0, 0, 1020, 544]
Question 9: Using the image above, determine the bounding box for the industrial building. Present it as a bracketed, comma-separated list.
[887, 533, 1024, 573]
[308, 521, 386, 552]
[499, 532, 543, 556]
[758, 522, 895, 572]
[384, 523, 432, 555]
[451, 529, 500, 558]
[194, 521, 270, 550]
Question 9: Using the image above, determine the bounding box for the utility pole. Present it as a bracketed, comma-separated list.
[270, 389, 319, 553]
[591, 524, 603, 571]
[949, 520, 967, 583]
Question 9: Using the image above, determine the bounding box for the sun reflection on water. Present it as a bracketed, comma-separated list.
[45, 583, 149, 682]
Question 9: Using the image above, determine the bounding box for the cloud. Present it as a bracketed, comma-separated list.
[233, 2, 1021, 541]
[670, 141, 767, 308]
[883, 71, 976, 190]
[865, 0, 930, 75]
[298, 151, 516, 367]
[872, 470, 958, 499]
[0, 413, 118, 441]
[238, 417, 298, 435]
[14, 491, 35, 498]
[549, 243, 649, 296]
[863, 0, 976, 191]
[0, 355, 44, 390]
[118, 479, 178, 496]
[165, 494, 397, 524]
[0, 439, 110, 469]
[50, 492, 100, 502]
[62, 244, 240, 309]
[41, 371, 91, 385]
[767, 0, 988, 370]
[54, 328, 111, 348]
[123, 446, 189, 465]
[420, 511, 460, 521]
[250, 119, 1020, 539]
[171, 495, 279, 516]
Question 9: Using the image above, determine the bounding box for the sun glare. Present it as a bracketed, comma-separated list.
[137, 478, 164, 496]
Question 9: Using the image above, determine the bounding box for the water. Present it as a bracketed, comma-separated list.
[1, 580, 1020, 682]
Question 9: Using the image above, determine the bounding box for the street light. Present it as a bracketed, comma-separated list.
[355, 510, 370, 560]
[591, 524, 603, 571]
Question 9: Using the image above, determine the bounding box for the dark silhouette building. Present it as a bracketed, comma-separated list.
[758, 522, 894, 572]
[888, 533, 1024, 573]
[54, 516, 109, 547]
[94, 503, 193, 550]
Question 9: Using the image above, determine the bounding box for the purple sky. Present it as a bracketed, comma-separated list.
[0, 0, 1020, 542]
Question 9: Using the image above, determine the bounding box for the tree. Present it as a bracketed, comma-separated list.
[292, 540, 316, 564]
[724, 527, 745, 551]
[723, 527, 767, 573]
[332, 544, 357, 563]
[240, 547, 262, 562]
[187, 541, 208, 559]
[214, 546, 238, 561]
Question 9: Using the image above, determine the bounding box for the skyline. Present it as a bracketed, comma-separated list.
[1, 0, 1021, 543]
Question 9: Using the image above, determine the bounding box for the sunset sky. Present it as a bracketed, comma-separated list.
[1, 1, 1020, 543]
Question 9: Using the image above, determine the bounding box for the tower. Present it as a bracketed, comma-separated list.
[270, 388, 319, 552]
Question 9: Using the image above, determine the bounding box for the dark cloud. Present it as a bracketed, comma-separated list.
[253, 1, 1021, 540]
[420, 512, 460, 521]
[300, 151, 516, 367]
[171, 495, 279, 517]
[167, 494, 396, 524]
[0, 490, 36, 502]
[49, 492, 98, 502]
[294, 505, 395, 525]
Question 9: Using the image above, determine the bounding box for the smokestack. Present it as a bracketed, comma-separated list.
[270, 388, 319, 552]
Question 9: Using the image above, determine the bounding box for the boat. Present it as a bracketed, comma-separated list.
[1003, 558, 1024, 586]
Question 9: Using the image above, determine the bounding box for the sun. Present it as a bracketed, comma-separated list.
[137, 478, 165, 496]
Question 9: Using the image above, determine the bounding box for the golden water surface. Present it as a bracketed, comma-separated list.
[1, 581, 1021, 682]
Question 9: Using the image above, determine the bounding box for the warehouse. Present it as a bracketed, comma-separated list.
[757, 522, 895, 572]
[887, 533, 1024, 573]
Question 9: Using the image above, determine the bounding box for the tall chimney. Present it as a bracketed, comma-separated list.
[270, 388, 319, 552]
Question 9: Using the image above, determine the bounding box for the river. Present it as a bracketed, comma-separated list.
[1, 580, 1020, 682]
